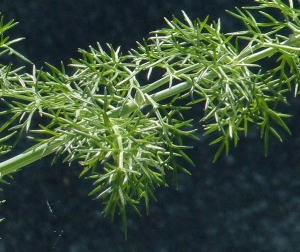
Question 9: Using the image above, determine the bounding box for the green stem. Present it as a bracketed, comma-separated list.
[141, 64, 200, 94]
[109, 81, 192, 117]
[0, 139, 62, 176]
[241, 34, 300, 64]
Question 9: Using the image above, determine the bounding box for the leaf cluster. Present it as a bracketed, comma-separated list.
[0, 0, 300, 235]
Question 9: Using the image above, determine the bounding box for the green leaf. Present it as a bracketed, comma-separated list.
[213, 138, 226, 162]
[267, 108, 291, 135]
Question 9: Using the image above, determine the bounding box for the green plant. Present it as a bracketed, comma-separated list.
[0, 0, 299, 236]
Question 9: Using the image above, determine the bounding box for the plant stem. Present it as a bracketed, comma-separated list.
[0, 139, 62, 176]
[109, 81, 193, 117]
[239, 34, 300, 64]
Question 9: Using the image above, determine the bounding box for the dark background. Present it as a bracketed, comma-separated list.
[1, 0, 300, 251]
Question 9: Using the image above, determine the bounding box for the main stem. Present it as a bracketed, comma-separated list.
[0, 139, 63, 176]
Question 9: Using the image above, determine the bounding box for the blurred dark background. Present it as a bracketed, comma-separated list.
[1, 0, 300, 251]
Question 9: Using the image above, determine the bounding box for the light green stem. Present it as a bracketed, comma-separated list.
[0, 140, 62, 176]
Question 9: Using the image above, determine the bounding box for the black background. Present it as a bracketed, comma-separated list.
[1, 1, 300, 251]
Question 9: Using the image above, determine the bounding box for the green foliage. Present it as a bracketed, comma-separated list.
[0, 0, 300, 235]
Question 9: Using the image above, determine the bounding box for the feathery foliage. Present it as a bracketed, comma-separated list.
[0, 0, 299, 235]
